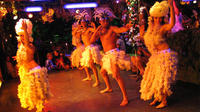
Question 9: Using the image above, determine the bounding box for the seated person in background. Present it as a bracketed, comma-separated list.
[52, 50, 60, 69]
[57, 52, 70, 70]
[45, 52, 56, 71]
[116, 36, 126, 52]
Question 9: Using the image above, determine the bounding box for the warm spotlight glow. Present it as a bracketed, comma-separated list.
[64, 2, 98, 9]
[25, 6, 42, 12]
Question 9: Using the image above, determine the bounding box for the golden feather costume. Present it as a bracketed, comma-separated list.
[140, 1, 178, 102]
[16, 19, 50, 112]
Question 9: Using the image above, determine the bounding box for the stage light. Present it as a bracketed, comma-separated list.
[193, 0, 197, 4]
[25, 6, 42, 12]
[28, 13, 33, 18]
[64, 2, 98, 9]
[13, 15, 18, 20]
[116, 0, 120, 4]
[76, 9, 80, 14]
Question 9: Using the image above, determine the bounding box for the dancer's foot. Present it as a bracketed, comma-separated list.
[92, 82, 100, 87]
[120, 99, 128, 106]
[149, 99, 158, 106]
[156, 101, 167, 109]
[82, 77, 92, 81]
[78, 66, 84, 70]
[100, 88, 112, 93]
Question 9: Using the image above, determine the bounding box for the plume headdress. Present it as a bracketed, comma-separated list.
[75, 10, 91, 23]
[15, 18, 33, 42]
[149, 1, 169, 17]
[93, 7, 116, 21]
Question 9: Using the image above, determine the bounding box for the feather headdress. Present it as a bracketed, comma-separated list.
[75, 10, 91, 22]
[149, 1, 169, 17]
[15, 18, 33, 42]
[93, 7, 116, 20]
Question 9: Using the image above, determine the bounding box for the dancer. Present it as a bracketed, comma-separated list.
[71, 22, 85, 69]
[140, 0, 177, 109]
[91, 7, 132, 106]
[76, 10, 101, 87]
[15, 19, 50, 112]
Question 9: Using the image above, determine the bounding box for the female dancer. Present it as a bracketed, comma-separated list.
[140, 0, 178, 109]
[15, 18, 50, 112]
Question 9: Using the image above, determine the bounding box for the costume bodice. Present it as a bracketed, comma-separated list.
[16, 44, 35, 67]
[144, 25, 166, 54]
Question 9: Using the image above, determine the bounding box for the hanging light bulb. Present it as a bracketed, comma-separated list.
[13, 15, 18, 20]
[28, 13, 33, 18]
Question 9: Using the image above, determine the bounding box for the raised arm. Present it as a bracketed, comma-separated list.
[21, 20, 30, 46]
[160, 0, 175, 33]
[87, 22, 96, 32]
[90, 25, 101, 43]
[112, 23, 132, 34]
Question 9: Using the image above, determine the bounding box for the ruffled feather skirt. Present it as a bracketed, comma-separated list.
[18, 66, 50, 112]
[71, 45, 85, 68]
[102, 49, 131, 75]
[140, 49, 178, 101]
[80, 45, 102, 67]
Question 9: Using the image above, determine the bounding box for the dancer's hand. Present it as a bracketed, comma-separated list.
[91, 22, 96, 28]
[12, 56, 16, 61]
[21, 20, 27, 30]
[126, 22, 133, 29]
[168, 0, 173, 6]
[96, 25, 102, 31]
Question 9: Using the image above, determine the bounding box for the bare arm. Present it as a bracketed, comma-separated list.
[112, 23, 132, 34]
[90, 25, 101, 43]
[87, 22, 96, 33]
[21, 20, 30, 46]
[160, 0, 175, 33]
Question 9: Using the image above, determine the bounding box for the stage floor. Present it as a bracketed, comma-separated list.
[0, 69, 200, 112]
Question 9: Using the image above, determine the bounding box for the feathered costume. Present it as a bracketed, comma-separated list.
[140, 1, 178, 102]
[80, 44, 102, 67]
[93, 7, 116, 21]
[102, 49, 131, 75]
[16, 19, 50, 112]
[71, 22, 85, 68]
[94, 8, 131, 74]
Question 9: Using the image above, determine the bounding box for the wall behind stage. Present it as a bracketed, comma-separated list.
[167, 28, 200, 85]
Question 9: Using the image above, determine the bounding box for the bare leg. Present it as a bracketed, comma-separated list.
[100, 69, 112, 93]
[156, 94, 167, 109]
[82, 67, 91, 81]
[150, 98, 158, 106]
[112, 64, 128, 106]
[89, 61, 100, 87]
[131, 56, 144, 75]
